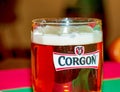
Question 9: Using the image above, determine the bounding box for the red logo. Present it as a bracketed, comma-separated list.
[74, 46, 84, 55]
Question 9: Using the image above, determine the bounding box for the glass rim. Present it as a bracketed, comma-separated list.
[32, 17, 102, 25]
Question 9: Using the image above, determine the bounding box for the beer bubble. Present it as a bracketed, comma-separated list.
[44, 26, 60, 34]
[60, 32, 79, 38]
[59, 26, 73, 35]
[32, 25, 102, 45]
[33, 27, 44, 35]
[76, 26, 93, 33]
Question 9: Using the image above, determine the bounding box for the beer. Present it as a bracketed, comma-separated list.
[31, 18, 103, 92]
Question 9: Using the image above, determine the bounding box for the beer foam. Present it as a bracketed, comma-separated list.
[32, 27, 102, 45]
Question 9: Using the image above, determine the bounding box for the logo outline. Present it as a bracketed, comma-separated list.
[74, 46, 85, 55]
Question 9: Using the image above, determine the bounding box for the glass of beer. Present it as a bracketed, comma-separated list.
[31, 18, 103, 92]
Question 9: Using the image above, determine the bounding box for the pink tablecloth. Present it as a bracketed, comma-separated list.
[103, 61, 120, 79]
[0, 61, 120, 90]
[0, 68, 31, 90]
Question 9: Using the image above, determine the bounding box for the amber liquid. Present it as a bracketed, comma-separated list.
[31, 42, 103, 92]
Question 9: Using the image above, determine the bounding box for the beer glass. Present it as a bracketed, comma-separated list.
[31, 18, 103, 92]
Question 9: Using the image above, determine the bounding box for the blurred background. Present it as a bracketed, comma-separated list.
[0, 0, 120, 69]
